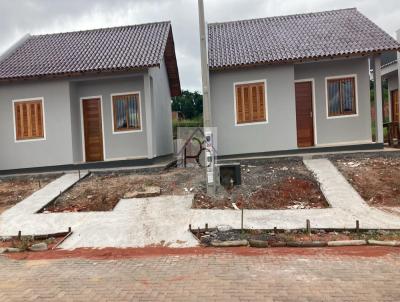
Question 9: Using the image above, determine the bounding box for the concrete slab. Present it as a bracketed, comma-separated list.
[1, 159, 400, 249]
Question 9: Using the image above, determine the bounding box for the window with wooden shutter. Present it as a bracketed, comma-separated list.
[235, 81, 267, 124]
[14, 99, 45, 141]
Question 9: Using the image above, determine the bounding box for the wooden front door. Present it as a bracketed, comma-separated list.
[391, 89, 399, 122]
[82, 98, 104, 162]
[295, 81, 314, 147]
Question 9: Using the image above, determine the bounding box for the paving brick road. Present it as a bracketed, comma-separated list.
[1, 249, 400, 302]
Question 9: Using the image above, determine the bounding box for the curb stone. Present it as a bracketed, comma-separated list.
[248, 239, 268, 248]
[286, 241, 327, 247]
[368, 240, 400, 246]
[210, 240, 248, 247]
[327, 240, 367, 247]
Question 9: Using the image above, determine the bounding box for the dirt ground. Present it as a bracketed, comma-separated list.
[42, 159, 328, 212]
[0, 174, 61, 214]
[6, 245, 397, 261]
[42, 168, 204, 212]
[193, 159, 328, 209]
[195, 229, 400, 246]
[0, 235, 63, 251]
[333, 153, 400, 207]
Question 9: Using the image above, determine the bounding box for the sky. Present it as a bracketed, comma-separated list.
[0, 0, 399, 91]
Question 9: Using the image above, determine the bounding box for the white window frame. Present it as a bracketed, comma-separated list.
[294, 78, 318, 146]
[79, 95, 106, 162]
[325, 74, 359, 119]
[233, 79, 268, 126]
[110, 91, 143, 134]
[12, 97, 46, 143]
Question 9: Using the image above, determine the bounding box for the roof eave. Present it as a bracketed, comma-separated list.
[0, 66, 156, 83]
[209, 48, 400, 71]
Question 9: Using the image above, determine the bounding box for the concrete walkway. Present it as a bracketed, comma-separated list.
[0, 159, 399, 249]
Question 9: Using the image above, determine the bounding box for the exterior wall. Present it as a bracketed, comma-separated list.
[72, 75, 148, 161]
[210, 64, 297, 156]
[388, 74, 399, 122]
[294, 57, 372, 146]
[149, 60, 174, 157]
[388, 74, 399, 92]
[0, 80, 74, 170]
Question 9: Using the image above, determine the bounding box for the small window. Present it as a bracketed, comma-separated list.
[235, 81, 267, 124]
[112, 93, 141, 132]
[327, 77, 356, 117]
[14, 99, 45, 141]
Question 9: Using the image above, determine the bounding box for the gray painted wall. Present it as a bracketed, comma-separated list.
[294, 57, 372, 145]
[72, 75, 148, 161]
[209, 57, 372, 156]
[388, 75, 399, 92]
[149, 60, 174, 157]
[0, 67, 175, 171]
[0, 80, 74, 170]
[210, 64, 297, 156]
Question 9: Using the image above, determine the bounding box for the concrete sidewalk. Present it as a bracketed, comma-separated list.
[0, 159, 399, 249]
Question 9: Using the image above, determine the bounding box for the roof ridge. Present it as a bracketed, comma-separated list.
[208, 7, 357, 26]
[31, 21, 171, 38]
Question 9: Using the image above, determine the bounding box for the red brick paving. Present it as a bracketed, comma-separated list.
[1, 247, 400, 301]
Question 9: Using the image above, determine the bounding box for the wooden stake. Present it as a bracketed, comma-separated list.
[356, 220, 360, 234]
[205, 223, 208, 231]
[274, 227, 277, 234]
[189, 224, 192, 231]
[241, 207, 244, 232]
[306, 219, 311, 236]
[18, 231, 21, 240]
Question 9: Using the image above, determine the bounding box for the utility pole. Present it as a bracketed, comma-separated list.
[198, 0, 216, 195]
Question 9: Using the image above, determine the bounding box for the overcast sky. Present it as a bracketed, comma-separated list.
[0, 0, 399, 91]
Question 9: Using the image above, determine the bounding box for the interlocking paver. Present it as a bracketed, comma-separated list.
[0, 251, 400, 301]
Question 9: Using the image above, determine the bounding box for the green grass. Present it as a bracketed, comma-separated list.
[173, 116, 204, 139]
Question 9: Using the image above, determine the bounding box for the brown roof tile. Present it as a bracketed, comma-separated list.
[208, 8, 400, 70]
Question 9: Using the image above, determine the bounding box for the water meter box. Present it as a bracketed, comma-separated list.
[218, 163, 242, 187]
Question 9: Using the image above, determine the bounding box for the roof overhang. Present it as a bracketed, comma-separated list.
[209, 48, 400, 72]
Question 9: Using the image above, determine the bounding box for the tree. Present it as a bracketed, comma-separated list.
[171, 90, 203, 119]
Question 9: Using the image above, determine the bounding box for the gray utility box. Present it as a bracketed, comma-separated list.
[217, 163, 242, 187]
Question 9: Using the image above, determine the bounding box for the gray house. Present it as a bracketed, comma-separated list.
[208, 8, 400, 157]
[0, 22, 180, 172]
[381, 29, 400, 124]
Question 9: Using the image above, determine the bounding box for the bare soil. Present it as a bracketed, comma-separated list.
[42, 168, 204, 212]
[0, 235, 65, 251]
[193, 159, 328, 209]
[0, 174, 61, 213]
[195, 229, 400, 246]
[333, 154, 400, 207]
[5, 246, 398, 261]
[42, 158, 328, 212]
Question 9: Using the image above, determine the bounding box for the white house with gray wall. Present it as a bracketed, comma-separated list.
[207, 8, 400, 157]
[0, 22, 180, 173]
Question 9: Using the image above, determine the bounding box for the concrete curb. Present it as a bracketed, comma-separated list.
[368, 240, 400, 246]
[286, 241, 327, 248]
[327, 240, 367, 246]
[210, 240, 248, 247]
[248, 239, 268, 248]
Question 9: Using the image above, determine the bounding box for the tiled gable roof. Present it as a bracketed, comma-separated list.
[208, 8, 400, 70]
[0, 22, 181, 96]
